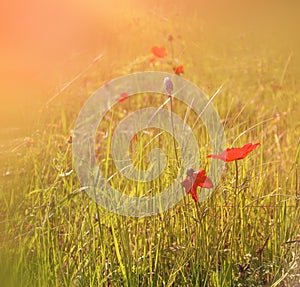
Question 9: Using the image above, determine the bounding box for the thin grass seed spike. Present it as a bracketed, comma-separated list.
[163, 77, 179, 167]
[164, 77, 173, 96]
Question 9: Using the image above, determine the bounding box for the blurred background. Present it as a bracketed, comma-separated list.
[0, 0, 299, 142]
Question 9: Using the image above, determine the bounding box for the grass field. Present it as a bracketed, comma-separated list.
[1, 1, 300, 286]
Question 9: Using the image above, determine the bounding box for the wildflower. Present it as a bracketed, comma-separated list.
[173, 65, 184, 75]
[151, 46, 167, 58]
[181, 168, 213, 202]
[131, 133, 138, 142]
[67, 135, 72, 144]
[271, 83, 283, 91]
[149, 57, 156, 63]
[129, 133, 138, 152]
[24, 137, 34, 147]
[167, 34, 173, 42]
[118, 92, 129, 103]
[207, 143, 260, 162]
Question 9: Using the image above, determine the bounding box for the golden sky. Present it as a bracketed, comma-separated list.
[0, 0, 299, 128]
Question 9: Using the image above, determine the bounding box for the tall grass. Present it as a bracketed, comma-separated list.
[1, 6, 300, 286]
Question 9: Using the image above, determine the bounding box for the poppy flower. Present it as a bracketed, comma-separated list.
[207, 143, 260, 162]
[67, 135, 72, 144]
[149, 57, 156, 63]
[131, 133, 138, 142]
[271, 84, 283, 91]
[129, 133, 139, 152]
[173, 65, 184, 75]
[118, 92, 129, 103]
[181, 168, 213, 202]
[167, 34, 173, 42]
[151, 46, 167, 58]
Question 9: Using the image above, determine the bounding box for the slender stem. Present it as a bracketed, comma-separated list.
[231, 160, 239, 285]
[195, 200, 201, 221]
[170, 41, 174, 61]
[235, 160, 239, 194]
[169, 95, 180, 168]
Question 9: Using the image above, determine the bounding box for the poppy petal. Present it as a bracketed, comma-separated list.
[194, 170, 214, 188]
[181, 169, 213, 202]
[207, 142, 260, 162]
[173, 65, 184, 75]
[188, 188, 198, 202]
[151, 46, 167, 58]
[118, 92, 129, 103]
[181, 176, 193, 194]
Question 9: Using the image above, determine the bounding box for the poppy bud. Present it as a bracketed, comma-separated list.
[187, 167, 195, 177]
[167, 34, 173, 42]
[164, 77, 173, 96]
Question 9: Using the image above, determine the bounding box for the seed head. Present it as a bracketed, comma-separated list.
[187, 167, 195, 177]
[164, 77, 173, 96]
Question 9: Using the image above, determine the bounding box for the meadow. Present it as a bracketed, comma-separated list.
[1, 1, 300, 286]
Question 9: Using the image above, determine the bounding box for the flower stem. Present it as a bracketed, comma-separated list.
[169, 95, 180, 168]
[170, 41, 174, 61]
[231, 159, 239, 285]
[235, 160, 239, 193]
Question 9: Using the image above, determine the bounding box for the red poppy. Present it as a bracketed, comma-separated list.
[271, 84, 283, 90]
[173, 65, 184, 75]
[67, 135, 72, 144]
[151, 46, 167, 58]
[149, 57, 156, 63]
[207, 143, 260, 162]
[181, 169, 213, 202]
[131, 133, 138, 142]
[118, 92, 129, 103]
[167, 34, 173, 42]
[129, 133, 139, 152]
